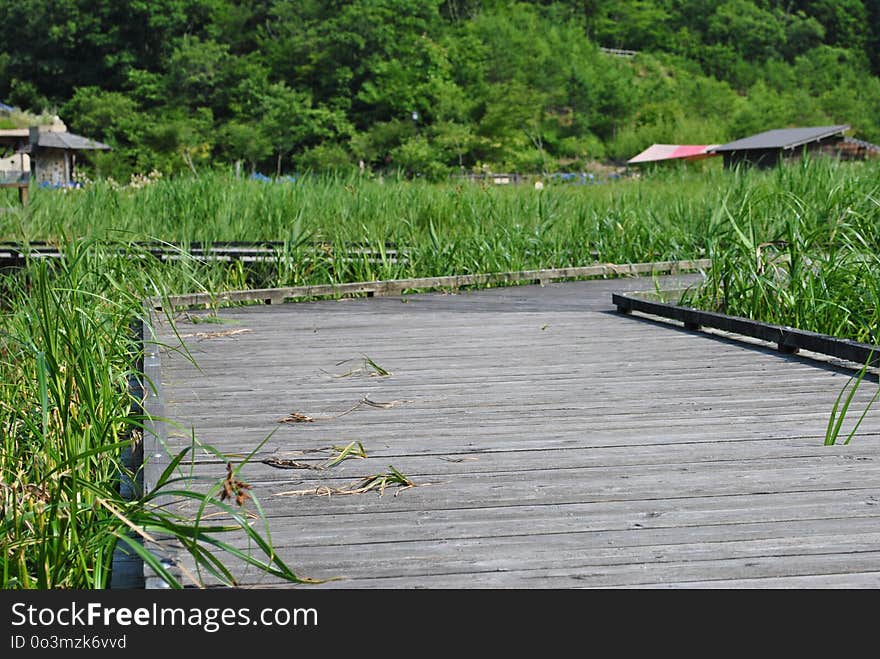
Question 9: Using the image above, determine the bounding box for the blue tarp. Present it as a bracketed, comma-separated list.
[38, 181, 84, 189]
[249, 172, 298, 183]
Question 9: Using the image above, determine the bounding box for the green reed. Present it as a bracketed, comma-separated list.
[0, 239, 308, 588]
[683, 159, 880, 344]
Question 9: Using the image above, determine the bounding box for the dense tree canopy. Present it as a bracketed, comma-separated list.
[2, 0, 879, 178]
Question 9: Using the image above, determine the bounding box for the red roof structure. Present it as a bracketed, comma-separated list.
[627, 144, 719, 165]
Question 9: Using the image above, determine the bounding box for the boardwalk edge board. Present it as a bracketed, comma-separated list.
[109, 318, 147, 589]
[612, 291, 880, 367]
[122, 302, 185, 589]
[153, 258, 712, 310]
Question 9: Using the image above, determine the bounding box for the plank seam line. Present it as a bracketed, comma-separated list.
[149, 447, 876, 467]
[604, 570, 880, 588]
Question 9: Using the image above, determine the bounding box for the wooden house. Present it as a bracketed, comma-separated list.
[26, 126, 110, 185]
[0, 125, 109, 203]
[709, 125, 875, 168]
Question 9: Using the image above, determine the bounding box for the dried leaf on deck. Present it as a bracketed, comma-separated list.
[360, 397, 411, 409]
[261, 457, 324, 470]
[274, 465, 417, 498]
[278, 412, 316, 423]
[180, 328, 253, 340]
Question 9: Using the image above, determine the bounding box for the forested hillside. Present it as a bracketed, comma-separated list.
[2, 1, 878, 177]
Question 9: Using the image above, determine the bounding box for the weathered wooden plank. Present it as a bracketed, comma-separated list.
[160, 418, 875, 453]
[182, 496, 880, 556]
[201, 547, 880, 588]
[306, 550, 880, 588]
[145, 436, 877, 471]
[154, 458, 880, 500]
[211, 571, 880, 589]
[159, 393, 867, 420]
[625, 572, 880, 588]
[156, 460, 880, 523]
[215, 528, 880, 574]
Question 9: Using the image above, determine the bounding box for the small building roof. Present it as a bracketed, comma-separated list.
[712, 125, 849, 153]
[627, 144, 719, 165]
[0, 129, 29, 153]
[34, 131, 110, 150]
[0, 102, 14, 113]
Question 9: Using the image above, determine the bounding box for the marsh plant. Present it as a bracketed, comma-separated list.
[682, 166, 880, 344]
[677, 159, 880, 445]
[0, 240, 308, 588]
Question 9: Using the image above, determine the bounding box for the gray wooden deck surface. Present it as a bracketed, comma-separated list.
[151, 275, 880, 588]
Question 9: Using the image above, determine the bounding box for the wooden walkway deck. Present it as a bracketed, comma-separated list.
[150, 276, 880, 588]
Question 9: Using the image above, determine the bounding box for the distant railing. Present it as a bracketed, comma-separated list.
[455, 173, 527, 185]
[599, 47, 639, 58]
[0, 241, 402, 268]
[454, 171, 624, 186]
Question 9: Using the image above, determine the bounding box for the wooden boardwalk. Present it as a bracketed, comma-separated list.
[150, 276, 880, 588]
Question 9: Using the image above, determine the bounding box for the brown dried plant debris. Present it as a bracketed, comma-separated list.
[274, 465, 417, 498]
[0, 480, 51, 506]
[277, 412, 315, 423]
[179, 328, 253, 341]
[276, 396, 410, 424]
[219, 462, 252, 507]
[261, 441, 367, 471]
[261, 457, 322, 470]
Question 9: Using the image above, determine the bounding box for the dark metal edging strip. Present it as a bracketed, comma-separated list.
[111, 303, 179, 588]
[612, 292, 880, 367]
[109, 318, 147, 588]
[139, 302, 184, 589]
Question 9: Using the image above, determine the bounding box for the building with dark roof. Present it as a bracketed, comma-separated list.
[0, 125, 110, 203]
[26, 126, 110, 186]
[710, 125, 855, 168]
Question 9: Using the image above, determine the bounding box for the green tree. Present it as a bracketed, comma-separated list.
[259, 83, 351, 176]
[220, 121, 273, 173]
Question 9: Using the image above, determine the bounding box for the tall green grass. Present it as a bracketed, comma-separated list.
[3, 168, 720, 286]
[0, 240, 307, 588]
[682, 159, 880, 343]
[5, 161, 878, 300]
